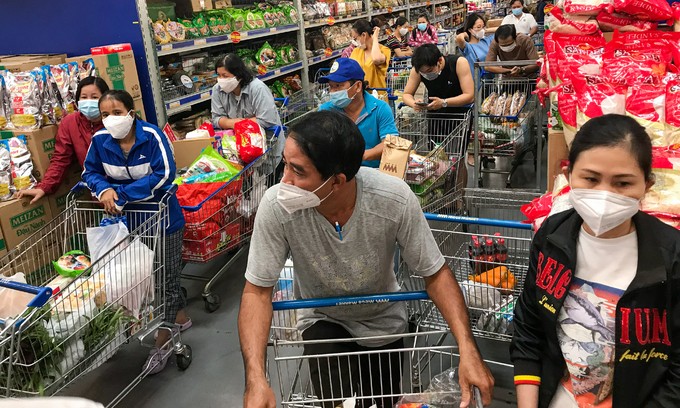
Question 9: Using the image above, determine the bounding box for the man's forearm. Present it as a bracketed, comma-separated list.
[363, 142, 385, 161]
[425, 265, 478, 352]
[485, 66, 511, 74]
[238, 284, 274, 385]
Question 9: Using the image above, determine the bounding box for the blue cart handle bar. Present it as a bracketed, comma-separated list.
[70, 181, 179, 196]
[272, 290, 429, 311]
[0, 279, 52, 309]
[423, 213, 533, 231]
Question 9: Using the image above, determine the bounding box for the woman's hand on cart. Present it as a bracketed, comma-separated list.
[458, 349, 495, 407]
[99, 188, 122, 214]
[243, 378, 276, 408]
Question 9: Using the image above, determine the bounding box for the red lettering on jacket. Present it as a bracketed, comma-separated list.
[535, 253, 571, 300]
[620, 307, 671, 346]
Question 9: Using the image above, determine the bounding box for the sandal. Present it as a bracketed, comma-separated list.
[143, 347, 173, 375]
[154, 318, 192, 339]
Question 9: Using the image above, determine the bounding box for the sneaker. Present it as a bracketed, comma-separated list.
[143, 347, 172, 375]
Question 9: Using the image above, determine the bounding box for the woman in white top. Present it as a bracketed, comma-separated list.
[501, 0, 538, 36]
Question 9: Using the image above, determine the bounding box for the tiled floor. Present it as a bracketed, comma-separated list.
[62, 144, 546, 407]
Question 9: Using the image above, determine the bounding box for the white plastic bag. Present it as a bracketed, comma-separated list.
[0, 273, 35, 320]
[86, 222, 129, 262]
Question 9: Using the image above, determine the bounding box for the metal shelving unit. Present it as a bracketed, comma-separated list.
[140, 0, 466, 123]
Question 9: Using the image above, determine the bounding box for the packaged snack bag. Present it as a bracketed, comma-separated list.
[0, 140, 12, 200]
[7, 135, 36, 190]
[4, 70, 43, 130]
[53, 250, 91, 278]
[626, 84, 665, 146]
[234, 119, 266, 164]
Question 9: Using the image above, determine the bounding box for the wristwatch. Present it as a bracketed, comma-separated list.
[442, 99, 448, 108]
[520, 66, 526, 75]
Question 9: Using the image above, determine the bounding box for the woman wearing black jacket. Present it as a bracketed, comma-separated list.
[511, 114, 680, 407]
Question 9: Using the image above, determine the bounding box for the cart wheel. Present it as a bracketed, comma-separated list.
[204, 294, 221, 313]
[176, 344, 192, 371]
[181, 287, 188, 299]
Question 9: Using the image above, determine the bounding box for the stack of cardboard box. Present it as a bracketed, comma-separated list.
[0, 54, 66, 73]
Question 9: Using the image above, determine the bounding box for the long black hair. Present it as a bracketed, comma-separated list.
[215, 53, 254, 88]
[75, 76, 109, 102]
[463, 13, 485, 38]
[99, 89, 135, 112]
[568, 114, 653, 182]
[353, 19, 374, 37]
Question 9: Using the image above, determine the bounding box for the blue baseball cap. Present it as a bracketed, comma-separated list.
[318, 58, 365, 83]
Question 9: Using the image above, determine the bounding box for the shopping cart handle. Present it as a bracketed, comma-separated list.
[272, 290, 429, 311]
[0, 279, 52, 308]
[70, 181, 177, 199]
[423, 213, 533, 230]
[392, 56, 411, 61]
[274, 97, 290, 107]
[70, 181, 88, 194]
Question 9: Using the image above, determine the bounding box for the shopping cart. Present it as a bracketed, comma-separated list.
[386, 65, 412, 106]
[179, 127, 282, 312]
[390, 56, 412, 69]
[395, 109, 471, 208]
[472, 60, 544, 190]
[275, 89, 321, 127]
[0, 185, 190, 406]
[532, 26, 545, 54]
[270, 278, 483, 408]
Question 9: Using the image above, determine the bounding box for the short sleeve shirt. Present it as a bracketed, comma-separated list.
[501, 12, 538, 36]
[319, 92, 398, 168]
[244, 168, 446, 346]
[350, 45, 391, 89]
[486, 34, 539, 63]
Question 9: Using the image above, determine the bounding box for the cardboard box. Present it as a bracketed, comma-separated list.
[192, 0, 214, 11]
[0, 56, 65, 73]
[172, 137, 214, 168]
[47, 165, 84, 216]
[1, 126, 58, 181]
[0, 225, 7, 259]
[91, 45, 142, 99]
[0, 198, 53, 251]
[379, 135, 412, 179]
[547, 129, 568, 192]
[487, 18, 503, 28]
[214, 0, 232, 7]
[134, 98, 146, 121]
[6, 241, 62, 285]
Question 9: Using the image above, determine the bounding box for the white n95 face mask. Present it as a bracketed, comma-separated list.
[277, 178, 333, 214]
[103, 112, 135, 140]
[218, 77, 239, 93]
[569, 188, 640, 236]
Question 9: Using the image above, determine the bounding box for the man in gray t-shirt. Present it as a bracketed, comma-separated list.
[238, 111, 494, 408]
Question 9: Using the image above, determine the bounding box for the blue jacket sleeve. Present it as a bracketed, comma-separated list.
[115, 127, 175, 207]
[82, 137, 114, 199]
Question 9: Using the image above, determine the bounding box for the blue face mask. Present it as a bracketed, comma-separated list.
[417, 23, 427, 31]
[78, 99, 100, 120]
[329, 89, 354, 109]
[512, 7, 523, 16]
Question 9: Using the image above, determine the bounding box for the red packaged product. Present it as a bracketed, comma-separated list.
[572, 74, 627, 129]
[666, 76, 680, 149]
[613, 0, 672, 21]
[626, 84, 665, 146]
[596, 10, 658, 32]
[557, 80, 579, 147]
[548, 32, 606, 83]
[234, 119, 266, 164]
[564, 0, 613, 16]
[602, 31, 677, 86]
[544, 5, 600, 35]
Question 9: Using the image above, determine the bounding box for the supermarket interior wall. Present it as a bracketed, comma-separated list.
[0, 0, 158, 124]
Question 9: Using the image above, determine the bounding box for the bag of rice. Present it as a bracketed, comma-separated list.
[626, 84, 665, 146]
[572, 74, 627, 130]
[564, 0, 613, 16]
[613, 0, 673, 21]
[602, 31, 676, 86]
[596, 11, 658, 32]
[544, 5, 600, 35]
[557, 81, 579, 148]
[666, 76, 680, 149]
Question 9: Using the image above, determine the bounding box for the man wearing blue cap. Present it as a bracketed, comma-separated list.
[318, 58, 398, 168]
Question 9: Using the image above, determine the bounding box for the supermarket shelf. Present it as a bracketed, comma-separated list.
[165, 61, 303, 115]
[433, 11, 454, 24]
[308, 49, 343, 66]
[304, 13, 369, 29]
[157, 24, 300, 56]
[410, 2, 431, 8]
[372, 4, 409, 14]
[433, 0, 452, 5]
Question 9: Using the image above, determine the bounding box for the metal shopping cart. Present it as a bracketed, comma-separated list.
[395, 110, 471, 208]
[0, 185, 190, 406]
[270, 270, 482, 408]
[179, 127, 282, 312]
[473, 60, 544, 190]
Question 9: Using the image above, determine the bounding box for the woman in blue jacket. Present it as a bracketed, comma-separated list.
[82, 90, 190, 375]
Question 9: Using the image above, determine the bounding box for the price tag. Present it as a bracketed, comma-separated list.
[161, 44, 172, 51]
[258, 64, 268, 75]
[324, 48, 333, 57]
[169, 101, 180, 109]
[200, 92, 211, 100]
[195, 38, 207, 46]
[270, 27, 276, 33]
[230, 31, 241, 43]
[327, 16, 336, 25]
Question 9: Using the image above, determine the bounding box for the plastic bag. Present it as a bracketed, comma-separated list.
[563, 0, 612, 16]
[8, 135, 36, 191]
[86, 221, 130, 263]
[0, 140, 12, 200]
[235, 119, 266, 164]
[0, 75, 11, 130]
[180, 146, 242, 183]
[256, 41, 277, 68]
[596, 11, 657, 32]
[626, 84, 665, 146]
[544, 5, 600, 35]
[0, 273, 35, 320]
[394, 367, 462, 406]
[4, 70, 43, 130]
[613, 0, 672, 20]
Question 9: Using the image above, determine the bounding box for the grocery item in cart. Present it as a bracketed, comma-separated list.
[461, 280, 503, 310]
[7, 135, 36, 190]
[544, 5, 600, 35]
[53, 250, 92, 278]
[481, 92, 498, 115]
[626, 84, 665, 146]
[469, 265, 516, 292]
[509, 91, 527, 117]
[572, 74, 626, 131]
[476, 296, 516, 335]
[394, 368, 462, 407]
[235, 119, 266, 164]
[178, 146, 241, 184]
[0, 273, 35, 320]
[596, 11, 658, 32]
[666, 76, 680, 148]
[0, 140, 12, 200]
[613, 0, 673, 20]
[492, 92, 508, 117]
[4, 70, 43, 130]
